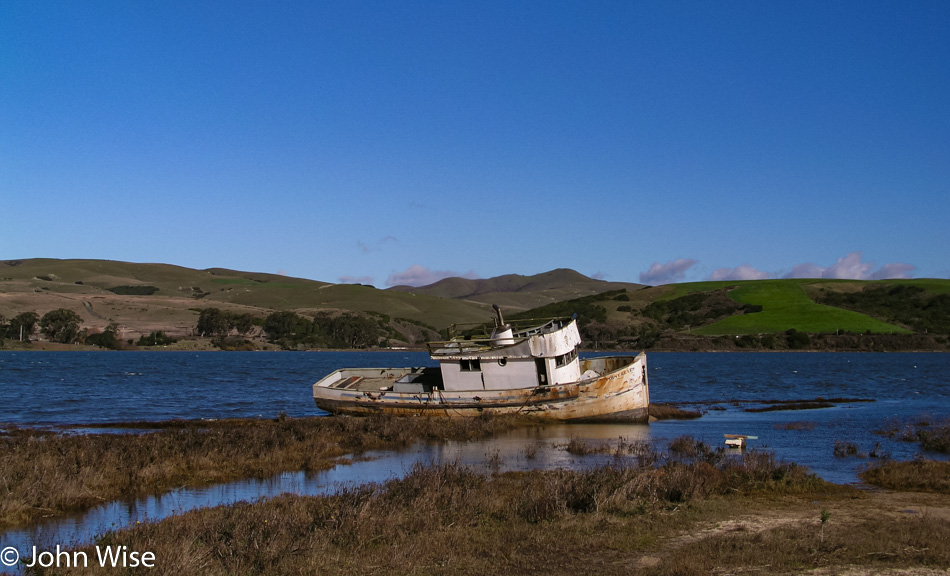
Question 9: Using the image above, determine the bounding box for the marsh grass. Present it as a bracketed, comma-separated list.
[875, 415, 950, 454]
[745, 397, 873, 413]
[859, 460, 950, 493]
[648, 403, 702, 420]
[0, 415, 530, 529]
[562, 436, 659, 462]
[679, 397, 873, 414]
[23, 445, 835, 576]
[746, 401, 834, 412]
[833, 440, 864, 458]
[564, 436, 608, 455]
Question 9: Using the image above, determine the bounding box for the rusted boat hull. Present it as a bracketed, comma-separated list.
[313, 353, 649, 422]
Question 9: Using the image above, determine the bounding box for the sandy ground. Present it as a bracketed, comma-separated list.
[637, 489, 950, 575]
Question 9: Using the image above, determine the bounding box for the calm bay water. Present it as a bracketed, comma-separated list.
[1, 351, 948, 473]
[1, 350, 945, 422]
[0, 351, 948, 570]
[0, 350, 427, 425]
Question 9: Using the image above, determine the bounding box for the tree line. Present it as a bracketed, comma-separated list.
[196, 308, 385, 349]
[0, 309, 82, 344]
[1, 307, 389, 350]
[0, 308, 173, 350]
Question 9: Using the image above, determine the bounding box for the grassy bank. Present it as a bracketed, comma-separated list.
[20, 446, 950, 576]
[0, 415, 530, 529]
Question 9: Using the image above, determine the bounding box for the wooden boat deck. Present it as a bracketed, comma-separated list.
[327, 368, 444, 392]
[329, 375, 398, 392]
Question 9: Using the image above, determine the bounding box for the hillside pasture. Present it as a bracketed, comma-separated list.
[693, 280, 910, 335]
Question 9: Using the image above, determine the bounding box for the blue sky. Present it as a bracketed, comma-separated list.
[3, 1, 948, 287]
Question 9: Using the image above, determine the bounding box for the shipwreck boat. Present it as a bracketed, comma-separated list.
[313, 306, 649, 422]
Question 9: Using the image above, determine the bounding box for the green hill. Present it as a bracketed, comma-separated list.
[692, 280, 910, 335]
[510, 277, 950, 350]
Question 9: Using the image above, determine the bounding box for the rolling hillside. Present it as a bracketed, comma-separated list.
[0, 259, 494, 342]
[509, 277, 949, 350]
[2, 258, 947, 350]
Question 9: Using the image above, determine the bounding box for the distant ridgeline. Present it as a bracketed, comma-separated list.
[1, 258, 948, 351]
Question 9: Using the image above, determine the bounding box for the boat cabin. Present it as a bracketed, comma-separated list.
[394, 307, 591, 394]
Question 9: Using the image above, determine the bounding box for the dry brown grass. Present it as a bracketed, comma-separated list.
[20, 449, 834, 575]
[23, 448, 950, 576]
[0, 414, 530, 529]
[645, 507, 950, 576]
[859, 460, 950, 494]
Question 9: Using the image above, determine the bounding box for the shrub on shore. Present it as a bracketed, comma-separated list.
[136, 331, 178, 346]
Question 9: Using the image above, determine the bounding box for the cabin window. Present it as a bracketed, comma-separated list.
[460, 359, 481, 372]
[555, 348, 578, 368]
[498, 358, 507, 367]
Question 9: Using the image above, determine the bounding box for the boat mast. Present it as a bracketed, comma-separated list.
[491, 304, 514, 346]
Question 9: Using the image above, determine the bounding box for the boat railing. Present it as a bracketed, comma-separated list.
[443, 317, 572, 340]
[430, 317, 573, 355]
[426, 336, 528, 355]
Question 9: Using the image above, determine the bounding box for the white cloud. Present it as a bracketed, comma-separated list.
[385, 265, 478, 287]
[870, 262, 916, 280]
[639, 259, 698, 285]
[708, 265, 769, 281]
[339, 275, 375, 285]
[823, 252, 874, 279]
[783, 252, 916, 280]
[784, 263, 825, 279]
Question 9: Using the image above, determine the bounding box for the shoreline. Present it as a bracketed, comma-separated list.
[4, 341, 949, 353]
